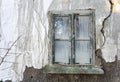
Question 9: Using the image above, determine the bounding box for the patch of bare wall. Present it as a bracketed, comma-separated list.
[22, 58, 120, 82]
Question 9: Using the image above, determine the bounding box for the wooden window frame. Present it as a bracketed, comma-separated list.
[44, 9, 104, 74]
[48, 9, 96, 66]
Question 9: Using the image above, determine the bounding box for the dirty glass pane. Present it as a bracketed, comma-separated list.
[55, 41, 71, 64]
[75, 41, 91, 64]
[75, 16, 89, 40]
[54, 16, 71, 39]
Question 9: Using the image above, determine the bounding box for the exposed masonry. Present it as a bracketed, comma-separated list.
[101, 0, 113, 47]
[22, 50, 120, 82]
[22, 57, 120, 82]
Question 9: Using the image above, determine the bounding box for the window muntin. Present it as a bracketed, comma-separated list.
[52, 13, 94, 65]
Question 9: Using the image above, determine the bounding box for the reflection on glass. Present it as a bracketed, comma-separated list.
[75, 16, 89, 40]
[54, 16, 71, 39]
[55, 41, 71, 64]
[75, 41, 91, 64]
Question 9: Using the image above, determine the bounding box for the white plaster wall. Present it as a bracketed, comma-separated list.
[102, 0, 120, 62]
[0, 0, 52, 81]
[0, 0, 120, 81]
[0, 0, 18, 81]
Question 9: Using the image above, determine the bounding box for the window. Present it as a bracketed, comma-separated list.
[51, 10, 95, 65]
[45, 10, 104, 74]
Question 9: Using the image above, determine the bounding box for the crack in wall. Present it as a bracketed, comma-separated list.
[101, 0, 113, 47]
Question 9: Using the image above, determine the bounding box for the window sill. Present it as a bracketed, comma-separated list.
[43, 64, 104, 74]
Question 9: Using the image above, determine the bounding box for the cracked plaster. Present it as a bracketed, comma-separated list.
[1, 0, 120, 81]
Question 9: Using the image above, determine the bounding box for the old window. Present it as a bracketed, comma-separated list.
[45, 10, 104, 74]
[52, 11, 95, 65]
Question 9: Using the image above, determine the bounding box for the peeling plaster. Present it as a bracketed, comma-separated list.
[1, 0, 120, 81]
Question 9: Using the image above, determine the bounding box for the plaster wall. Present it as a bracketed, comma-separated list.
[0, 0, 120, 81]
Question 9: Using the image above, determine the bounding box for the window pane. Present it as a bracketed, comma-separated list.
[54, 16, 71, 39]
[75, 41, 92, 64]
[54, 41, 71, 64]
[75, 16, 89, 40]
